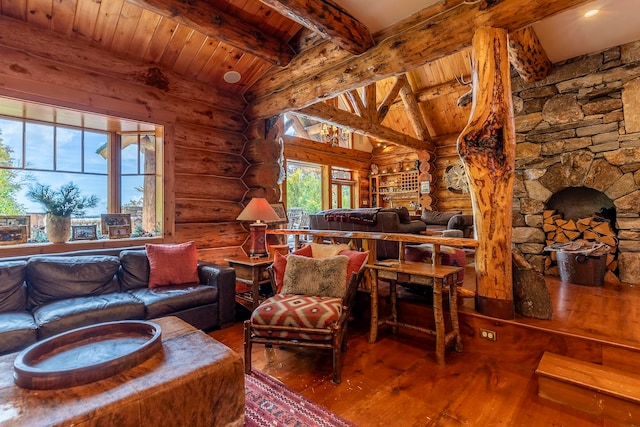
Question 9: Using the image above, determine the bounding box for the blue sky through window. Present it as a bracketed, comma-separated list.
[1, 117, 144, 217]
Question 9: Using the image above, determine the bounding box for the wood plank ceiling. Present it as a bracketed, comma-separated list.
[0, 0, 592, 143]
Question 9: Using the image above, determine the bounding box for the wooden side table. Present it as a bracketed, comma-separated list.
[368, 260, 463, 365]
[225, 256, 273, 310]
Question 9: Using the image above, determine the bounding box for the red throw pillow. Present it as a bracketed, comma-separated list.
[338, 250, 369, 283]
[146, 242, 199, 288]
[273, 245, 313, 293]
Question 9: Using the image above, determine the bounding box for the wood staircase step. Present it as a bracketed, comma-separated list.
[536, 351, 640, 424]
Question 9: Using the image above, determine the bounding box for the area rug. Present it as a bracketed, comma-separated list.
[245, 370, 356, 427]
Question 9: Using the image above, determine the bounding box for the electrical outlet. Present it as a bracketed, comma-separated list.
[480, 328, 497, 341]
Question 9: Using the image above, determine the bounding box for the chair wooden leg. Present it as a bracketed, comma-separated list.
[340, 325, 348, 352]
[333, 332, 342, 384]
[243, 320, 252, 374]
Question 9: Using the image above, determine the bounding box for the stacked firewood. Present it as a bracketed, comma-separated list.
[542, 209, 619, 275]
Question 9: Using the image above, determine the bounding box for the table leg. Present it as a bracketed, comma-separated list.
[432, 243, 441, 266]
[433, 278, 445, 365]
[368, 268, 379, 344]
[449, 274, 463, 352]
[390, 279, 398, 335]
[251, 266, 260, 310]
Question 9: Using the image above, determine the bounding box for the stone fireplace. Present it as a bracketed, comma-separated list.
[511, 40, 640, 285]
[547, 187, 615, 222]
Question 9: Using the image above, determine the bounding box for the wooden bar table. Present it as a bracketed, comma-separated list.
[368, 260, 463, 365]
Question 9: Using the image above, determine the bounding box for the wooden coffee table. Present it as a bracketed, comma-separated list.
[0, 316, 245, 426]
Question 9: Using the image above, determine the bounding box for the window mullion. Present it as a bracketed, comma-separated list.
[110, 132, 121, 213]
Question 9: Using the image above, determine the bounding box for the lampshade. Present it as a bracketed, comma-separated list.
[237, 198, 281, 223]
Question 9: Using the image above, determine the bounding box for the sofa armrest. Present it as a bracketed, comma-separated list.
[198, 263, 236, 328]
[447, 214, 474, 237]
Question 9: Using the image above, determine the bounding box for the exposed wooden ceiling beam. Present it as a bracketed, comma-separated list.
[245, 0, 466, 107]
[339, 93, 356, 114]
[258, 0, 373, 54]
[288, 115, 311, 139]
[344, 90, 365, 117]
[398, 75, 431, 142]
[363, 83, 377, 122]
[414, 78, 471, 103]
[245, 0, 593, 120]
[508, 27, 553, 83]
[296, 102, 434, 152]
[128, 0, 294, 66]
[377, 77, 404, 123]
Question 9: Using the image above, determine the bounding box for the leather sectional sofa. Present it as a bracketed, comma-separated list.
[0, 247, 236, 356]
[309, 207, 427, 259]
[309, 207, 474, 260]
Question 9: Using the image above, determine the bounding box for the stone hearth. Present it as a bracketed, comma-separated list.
[511, 40, 640, 285]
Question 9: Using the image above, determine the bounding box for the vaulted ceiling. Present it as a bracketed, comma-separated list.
[1, 0, 638, 144]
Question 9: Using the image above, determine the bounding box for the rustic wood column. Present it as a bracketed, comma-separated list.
[457, 27, 516, 319]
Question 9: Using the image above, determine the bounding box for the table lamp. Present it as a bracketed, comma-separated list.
[237, 198, 281, 257]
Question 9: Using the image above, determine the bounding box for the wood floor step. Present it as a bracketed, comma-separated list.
[536, 351, 640, 424]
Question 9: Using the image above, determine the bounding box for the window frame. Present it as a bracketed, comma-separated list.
[0, 111, 164, 255]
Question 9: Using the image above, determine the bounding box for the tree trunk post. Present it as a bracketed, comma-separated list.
[457, 27, 516, 319]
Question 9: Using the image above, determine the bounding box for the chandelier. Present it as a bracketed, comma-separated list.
[320, 123, 350, 147]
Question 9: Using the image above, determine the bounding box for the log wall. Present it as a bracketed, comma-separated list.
[0, 17, 248, 262]
[433, 135, 473, 215]
[372, 137, 473, 215]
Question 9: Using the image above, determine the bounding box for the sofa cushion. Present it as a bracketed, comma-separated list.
[381, 207, 412, 224]
[27, 256, 121, 308]
[282, 255, 349, 298]
[0, 261, 28, 312]
[119, 249, 150, 291]
[421, 210, 462, 225]
[447, 214, 475, 238]
[0, 312, 38, 355]
[146, 242, 199, 288]
[308, 242, 350, 258]
[128, 284, 218, 320]
[33, 293, 146, 339]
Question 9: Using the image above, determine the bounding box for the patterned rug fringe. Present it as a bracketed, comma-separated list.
[244, 369, 356, 427]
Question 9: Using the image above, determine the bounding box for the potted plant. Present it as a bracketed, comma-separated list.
[26, 182, 99, 243]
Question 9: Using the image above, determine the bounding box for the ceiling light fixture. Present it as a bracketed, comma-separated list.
[584, 9, 599, 18]
[223, 71, 242, 84]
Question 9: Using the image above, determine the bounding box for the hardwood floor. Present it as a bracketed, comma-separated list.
[209, 268, 640, 426]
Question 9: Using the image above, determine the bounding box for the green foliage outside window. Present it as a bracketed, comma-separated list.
[286, 166, 321, 215]
[0, 135, 25, 215]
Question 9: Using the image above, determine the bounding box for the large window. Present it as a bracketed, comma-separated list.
[285, 161, 322, 217]
[0, 111, 162, 242]
[331, 167, 354, 209]
[285, 161, 357, 225]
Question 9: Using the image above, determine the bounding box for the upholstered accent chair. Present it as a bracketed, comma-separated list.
[243, 247, 368, 384]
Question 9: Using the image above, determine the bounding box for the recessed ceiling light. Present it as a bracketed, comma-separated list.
[584, 9, 599, 18]
[223, 71, 241, 84]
